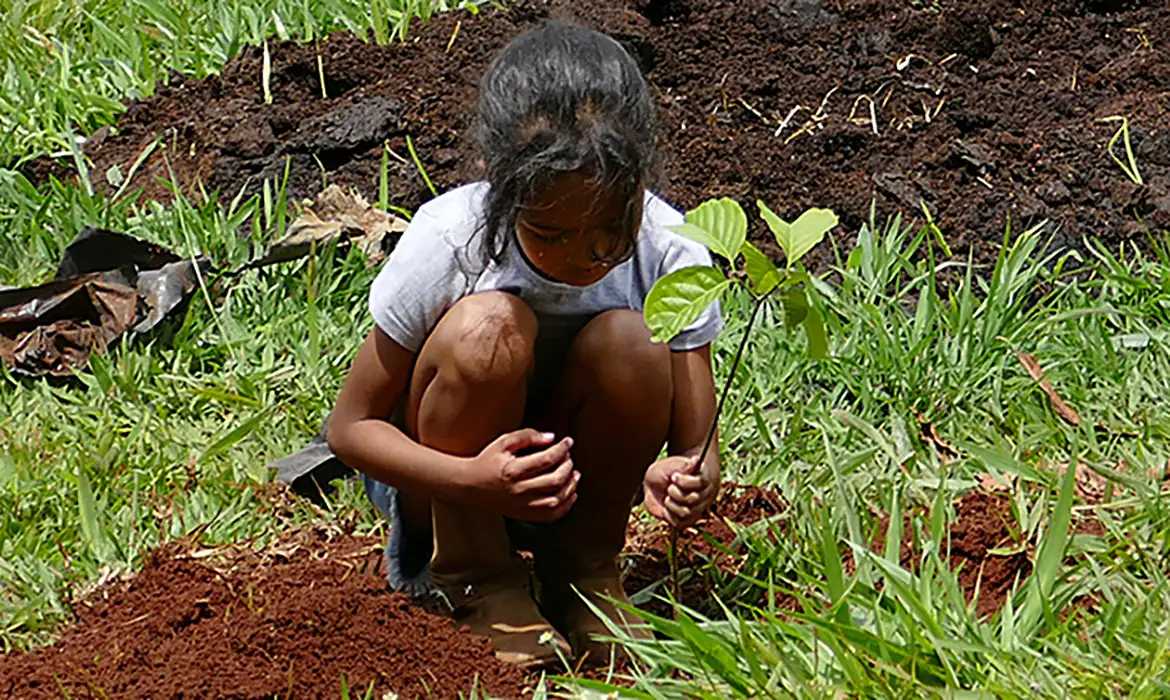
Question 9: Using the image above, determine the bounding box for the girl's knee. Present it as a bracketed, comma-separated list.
[573, 309, 671, 396]
[439, 292, 538, 387]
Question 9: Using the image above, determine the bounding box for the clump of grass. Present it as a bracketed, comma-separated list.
[567, 214, 1170, 696]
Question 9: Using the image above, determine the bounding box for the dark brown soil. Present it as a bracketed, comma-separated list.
[0, 530, 531, 699]
[27, 0, 1170, 264]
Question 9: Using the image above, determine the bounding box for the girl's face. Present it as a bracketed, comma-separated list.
[515, 172, 641, 287]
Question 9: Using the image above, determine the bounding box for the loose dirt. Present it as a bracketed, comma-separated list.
[26, 0, 1170, 265]
[624, 485, 796, 618]
[0, 530, 531, 699]
[0, 484, 1077, 696]
[876, 490, 1033, 618]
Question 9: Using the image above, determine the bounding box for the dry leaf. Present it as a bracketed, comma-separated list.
[1044, 461, 1107, 504]
[1015, 350, 1081, 426]
[976, 472, 1016, 492]
[257, 185, 409, 266]
[912, 407, 961, 463]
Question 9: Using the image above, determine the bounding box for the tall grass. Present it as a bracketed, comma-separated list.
[563, 215, 1170, 697]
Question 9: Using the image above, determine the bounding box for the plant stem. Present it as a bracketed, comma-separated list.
[669, 288, 773, 607]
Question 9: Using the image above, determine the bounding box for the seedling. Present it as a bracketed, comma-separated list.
[643, 197, 838, 600]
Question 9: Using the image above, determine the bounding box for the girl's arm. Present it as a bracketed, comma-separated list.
[643, 344, 721, 527]
[327, 327, 470, 502]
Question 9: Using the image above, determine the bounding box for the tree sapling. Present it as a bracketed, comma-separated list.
[642, 197, 838, 602]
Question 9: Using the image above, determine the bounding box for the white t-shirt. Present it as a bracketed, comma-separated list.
[368, 182, 723, 353]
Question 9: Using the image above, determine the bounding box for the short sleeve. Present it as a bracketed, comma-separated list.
[368, 207, 467, 353]
[658, 237, 725, 352]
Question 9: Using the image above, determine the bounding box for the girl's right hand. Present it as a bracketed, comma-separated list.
[460, 429, 579, 523]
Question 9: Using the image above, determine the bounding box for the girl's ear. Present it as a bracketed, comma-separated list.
[475, 158, 486, 171]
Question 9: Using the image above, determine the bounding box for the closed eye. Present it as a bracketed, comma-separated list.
[524, 222, 569, 243]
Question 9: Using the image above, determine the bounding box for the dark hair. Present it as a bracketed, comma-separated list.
[475, 20, 658, 264]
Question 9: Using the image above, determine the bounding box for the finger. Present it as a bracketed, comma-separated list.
[671, 473, 704, 492]
[528, 491, 577, 523]
[665, 498, 692, 523]
[514, 458, 574, 495]
[666, 484, 703, 506]
[643, 491, 668, 522]
[528, 469, 578, 508]
[495, 428, 557, 453]
[509, 437, 574, 479]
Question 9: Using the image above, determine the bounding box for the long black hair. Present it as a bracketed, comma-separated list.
[475, 20, 658, 264]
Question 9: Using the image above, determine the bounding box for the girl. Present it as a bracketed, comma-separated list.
[327, 19, 723, 669]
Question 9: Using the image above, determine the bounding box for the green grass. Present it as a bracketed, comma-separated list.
[0, 167, 385, 648]
[556, 217, 1170, 697]
[3, 0, 1170, 697]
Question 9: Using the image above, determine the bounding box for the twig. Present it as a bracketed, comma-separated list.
[773, 105, 807, 137]
[445, 20, 462, 53]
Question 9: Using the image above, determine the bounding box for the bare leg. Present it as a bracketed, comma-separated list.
[532, 309, 673, 658]
[398, 291, 568, 668]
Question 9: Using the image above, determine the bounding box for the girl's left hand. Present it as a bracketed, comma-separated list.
[643, 455, 719, 529]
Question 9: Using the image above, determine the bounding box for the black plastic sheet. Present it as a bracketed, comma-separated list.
[0, 228, 209, 377]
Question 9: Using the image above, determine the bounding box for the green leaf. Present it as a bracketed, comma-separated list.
[1019, 455, 1076, 635]
[783, 286, 809, 327]
[644, 266, 732, 344]
[0, 452, 14, 491]
[885, 490, 903, 565]
[740, 241, 782, 295]
[78, 469, 106, 558]
[804, 308, 828, 360]
[199, 406, 276, 461]
[759, 201, 838, 267]
[820, 509, 849, 625]
[671, 198, 747, 263]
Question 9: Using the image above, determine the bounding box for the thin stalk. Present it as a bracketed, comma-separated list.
[669, 287, 773, 606]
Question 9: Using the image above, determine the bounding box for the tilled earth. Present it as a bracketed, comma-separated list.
[0, 485, 1048, 698]
[26, 0, 1170, 266]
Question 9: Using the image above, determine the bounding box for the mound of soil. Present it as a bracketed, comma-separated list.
[877, 490, 1032, 618]
[0, 530, 530, 699]
[27, 0, 1170, 263]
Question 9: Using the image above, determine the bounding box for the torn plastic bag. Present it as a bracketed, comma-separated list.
[0, 227, 210, 377]
[0, 268, 140, 376]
